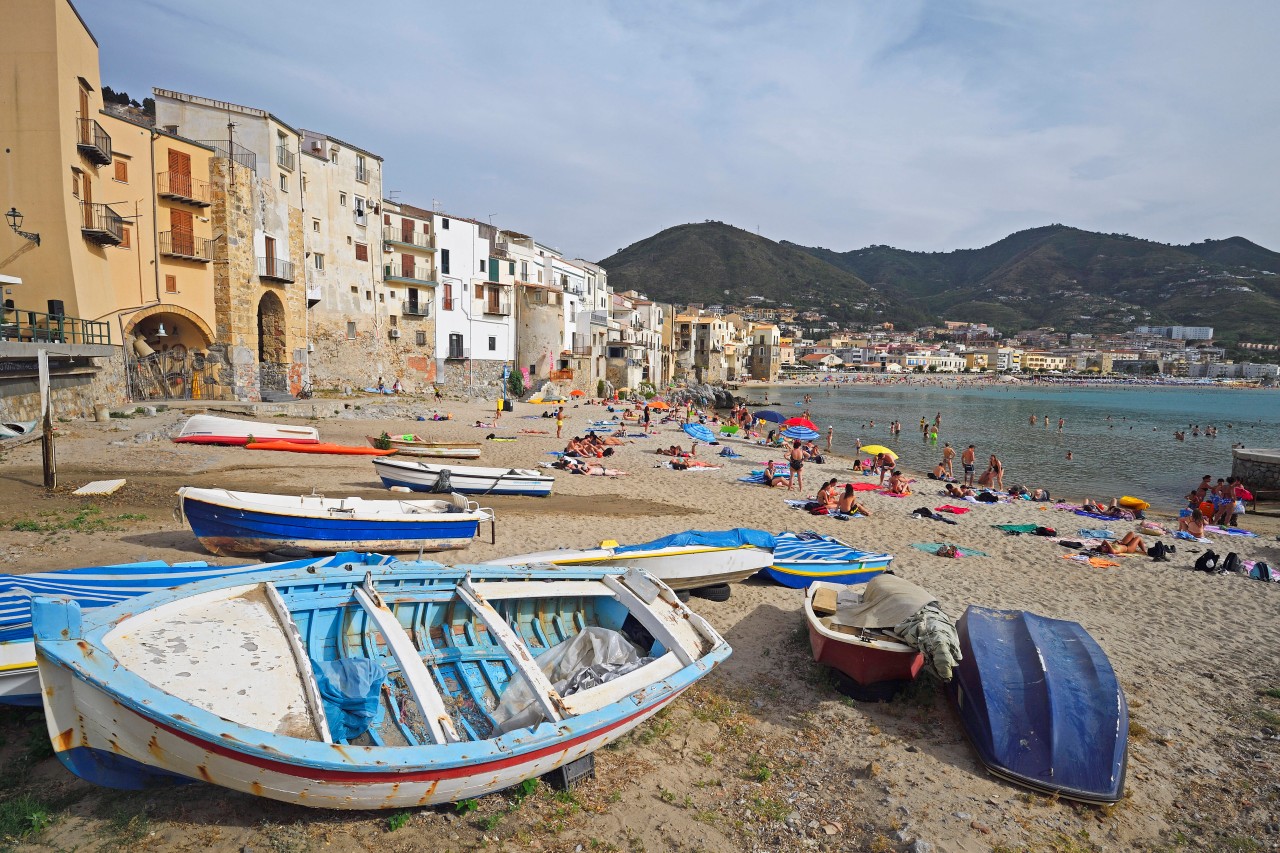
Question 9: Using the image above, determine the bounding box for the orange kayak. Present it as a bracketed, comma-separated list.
[245, 441, 395, 456]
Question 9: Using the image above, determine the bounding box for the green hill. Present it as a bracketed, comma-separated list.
[598, 222, 1280, 347]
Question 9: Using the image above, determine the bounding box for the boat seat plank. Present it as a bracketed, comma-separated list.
[263, 583, 332, 744]
[457, 578, 566, 724]
[601, 576, 695, 666]
[354, 580, 460, 744]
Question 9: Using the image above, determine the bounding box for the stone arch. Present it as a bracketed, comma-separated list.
[122, 304, 214, 347]
[257, 291, 287, 365]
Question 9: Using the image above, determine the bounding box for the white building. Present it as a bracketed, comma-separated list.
[432, 212, 514, 389]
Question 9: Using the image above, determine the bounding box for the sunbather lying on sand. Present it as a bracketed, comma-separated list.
[560, 457, 628, 476]
[670, 458, 716, 470]
[1097, 532, 1147, 555]
[1082, 498, 1133, 519]
[944, 483, 975, 498]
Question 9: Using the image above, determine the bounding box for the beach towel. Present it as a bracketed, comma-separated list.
[994, 523, 1039, 533]
[1063, 554, 1121, 568]
[1050, 537, 1105, 550]
[911, 507, 958, 525]
[910, 543, 988, 557]
[718, 447, 743, 459]
[665, 462, 720, 471]
[1078, 528, 1116, 540]
[739, 473, 767, 484]
[1174, 531, 1211, 543]
[1073, 509, 1125, 521]
[934, 505, 971, 514]
[1205, 526, 1258, 537]
[878, 491, 911, 498]
[849, 482, 879, 491]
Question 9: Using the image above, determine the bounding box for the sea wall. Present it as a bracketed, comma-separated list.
[1232, 448, 1280, 495]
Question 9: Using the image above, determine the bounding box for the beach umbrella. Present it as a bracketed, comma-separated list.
[781, 425, 821, 441]
[782, 416, 817, 430]
[647, 400, 671, 410]
[682, 423, 717, 444]
[754, 409, 786, 424]
[569, 389, 585, 397]
[860, 445, 898, 460]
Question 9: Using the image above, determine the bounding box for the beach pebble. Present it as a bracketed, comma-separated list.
[954, 812, 972, 820]
[909, 841, 934, 853]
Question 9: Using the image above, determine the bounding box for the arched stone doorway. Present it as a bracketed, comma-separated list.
[123, 306, 218, 401]
[257, 291, 288, 393]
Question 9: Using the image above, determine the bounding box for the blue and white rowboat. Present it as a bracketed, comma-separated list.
[373, 458, 554, 497]
[2, 554, 392, 706]
[764, 531, 893, 588]
[177, 487, 495, 556]
[32, 561, 730, 809]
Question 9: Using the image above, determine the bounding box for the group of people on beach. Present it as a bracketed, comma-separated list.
[1182, 474, 1250, 531]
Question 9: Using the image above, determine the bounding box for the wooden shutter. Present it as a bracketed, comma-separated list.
[355, 243, 368, 262]
[120, 226, 131, 249]
[383, 213, 391, 225]
[114, 160, 128, 182]
[82, 175, 93, 227]
[165, 275, 177, 293]
[168, 149, 191, 197]
[170, 209, 194, 256]
[403, 254, 414, 278]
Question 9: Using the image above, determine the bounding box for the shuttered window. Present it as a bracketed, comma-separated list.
[355, 243, 368, 261]
[113, 159, 128, 182]
[165, 275, 177, 293]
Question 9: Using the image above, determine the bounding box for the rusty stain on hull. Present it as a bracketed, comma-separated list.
[196, 764, 213, 783]
[53, 728, 76, 751]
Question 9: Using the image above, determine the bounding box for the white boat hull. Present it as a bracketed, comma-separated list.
[483, 545, 772, 590]
[373, 459, 554, 497]
[174, 415, 319, 446]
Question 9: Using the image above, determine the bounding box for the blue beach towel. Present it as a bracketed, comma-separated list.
[1078, 529, 1116, 540]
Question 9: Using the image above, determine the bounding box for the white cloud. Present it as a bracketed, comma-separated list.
[87, 0, 1280, 259]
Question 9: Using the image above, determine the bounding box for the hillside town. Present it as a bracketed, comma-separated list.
[1, 6, 1274, 425]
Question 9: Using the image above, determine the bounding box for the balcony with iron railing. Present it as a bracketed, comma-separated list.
[382, 227, 436, 251]
[482, 298, 511, 316]
[197, 139, 257, 171]
[80, 202, 124, 245]
[76, 117, 112, 165]
[156, 171, 211, 206]
[442, 297, 456, 311]
[402, 299, 431, 317]
[276, 145, 295, 171]
[159, 231, 213, 262]
[1, 306, 112, 346]
[257, 256, 295, 282]
[446, 345, 469, 360]
[383, 262, 435, 285]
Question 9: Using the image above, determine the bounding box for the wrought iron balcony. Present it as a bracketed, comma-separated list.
[80, 202, 124, 245]
[442, 296, 456, 311]
[446, 345, 468, 360]
[258, 257, 295, 282]
[482, 299, 511, 316]
[159, 231, 213, 262]
[383, 262, 434, 285]
[382, 226, 436, 251]
[402, 299, 431, 317]
[1, 306, 111, 345]
[276, 145, 295, 171]
[76, 117, 112, 165]
[197, 139, 257, 171]
[156, 171, 211, 206]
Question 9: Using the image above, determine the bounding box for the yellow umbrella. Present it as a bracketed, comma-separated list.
[859, 445, 897, 459]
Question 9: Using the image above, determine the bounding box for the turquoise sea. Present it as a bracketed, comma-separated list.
[759, 382, 1280, 508]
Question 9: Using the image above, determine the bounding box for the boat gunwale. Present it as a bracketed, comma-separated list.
[178, 488, 494, 525]
[803, 582, 919, 653]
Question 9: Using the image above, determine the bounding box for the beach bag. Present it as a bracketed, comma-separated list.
[935, 544, 959, 558]
[1149, 540, 1169, 562]
[1193, 550, 1219, 573]
[1251, 561, 1273, 582]
[1221, 552, 1242, 575]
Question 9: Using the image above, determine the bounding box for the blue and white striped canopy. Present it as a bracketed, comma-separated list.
[773, 531, 888, 565]
[781, 426, 821, 441]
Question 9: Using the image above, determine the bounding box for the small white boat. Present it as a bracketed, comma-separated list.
[373, 458, 554, 497]
[173, 414, 319, 446]
[32, 562, 730, 808]
[483, 529, 776, 592]
[366, 435, 482, 459]
[178, 487, 495, 556]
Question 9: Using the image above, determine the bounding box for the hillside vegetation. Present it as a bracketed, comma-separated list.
[598, 223, 1280, 347]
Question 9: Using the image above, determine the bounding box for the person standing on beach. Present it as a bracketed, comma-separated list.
[942, 442, 955, 478]
[556, 406, 565, 439]
[987, 453, 1004, 490]
[961, 444, 976, 486]
[643, 404, 652, 434]
[787, 440, 805, 492]
[826, 426, 834, 452]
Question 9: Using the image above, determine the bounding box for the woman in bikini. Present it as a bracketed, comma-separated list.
[836, 484, 871, 516]
[987, 454, 1004, 490]
[762, 460, 788, 488]
[1179, 508, 1207, 538]
[1098, 532, 1147, 555]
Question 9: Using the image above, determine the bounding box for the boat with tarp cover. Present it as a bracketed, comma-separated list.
[482, 528, 775, 591]
[32, 559, 729, 808]
[766, 531, 893, 588]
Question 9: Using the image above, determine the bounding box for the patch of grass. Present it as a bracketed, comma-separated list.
[478, 813, 503, 832]
[744, 754, 772, 783]
[1255, 709, 1280, 728]
[454, 798, 479, 815]
[1260, 687, 1280, 699]
[385, 811, 411, 832]
[745, 795, 789, 822]
[8, 505, 144, 535]
[510, 777, 538, 803]
[634, 711, 675, 745]
[1129, 720, 1151, 740]
[0, 794, 56, 844]
[109, 411, 132, 419]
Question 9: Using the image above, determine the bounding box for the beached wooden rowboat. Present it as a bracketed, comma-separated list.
[482, 529, 775, 591]
[32, 562, 730, 808]
[172, 414, 319, 446]
[177, 488, 495, 556]
[373, 458, 554, 497]
[365, 435, 482, 459]
[804, 579, 924, 688]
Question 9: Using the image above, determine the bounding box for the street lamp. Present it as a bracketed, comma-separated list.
[5, 208, 41, 246]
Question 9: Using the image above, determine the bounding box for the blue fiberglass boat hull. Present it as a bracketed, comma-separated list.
[763, 531, 892, 588]
[950, 606, 1128, 804]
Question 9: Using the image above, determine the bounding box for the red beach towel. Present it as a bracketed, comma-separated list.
[935, 505, 971, 514]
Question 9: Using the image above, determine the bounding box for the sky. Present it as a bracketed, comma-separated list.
[82, 0, 1280, 262]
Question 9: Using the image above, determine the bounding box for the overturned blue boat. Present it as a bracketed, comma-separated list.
[950, 607, 1128, 804]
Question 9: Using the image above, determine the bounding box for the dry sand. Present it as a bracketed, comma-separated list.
[1, 393, 1278, 852]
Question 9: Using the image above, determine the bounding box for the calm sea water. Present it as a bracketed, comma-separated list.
[759, 383, 1280, 508]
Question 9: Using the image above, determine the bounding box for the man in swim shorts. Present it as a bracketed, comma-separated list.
[941, 442, 955, 478]
[961, 444, 976, 487]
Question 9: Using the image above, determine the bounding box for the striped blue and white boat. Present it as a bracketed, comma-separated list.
[764, 531, 893, 588]
[1, 554, 391, 706]
[177, 487, 495, 556]
[32, 561, 729, 809]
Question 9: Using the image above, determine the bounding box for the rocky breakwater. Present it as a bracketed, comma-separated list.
[1232, 447, 1280, 495]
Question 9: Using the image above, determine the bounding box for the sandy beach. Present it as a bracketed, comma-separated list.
[1, 392, 1278, 853]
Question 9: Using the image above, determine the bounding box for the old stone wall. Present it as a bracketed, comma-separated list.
[307, 314, 436, 393]
[1232, 449, 1280, 494]
[437, 359, 507, 397]
[0, 351, 126, 421]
